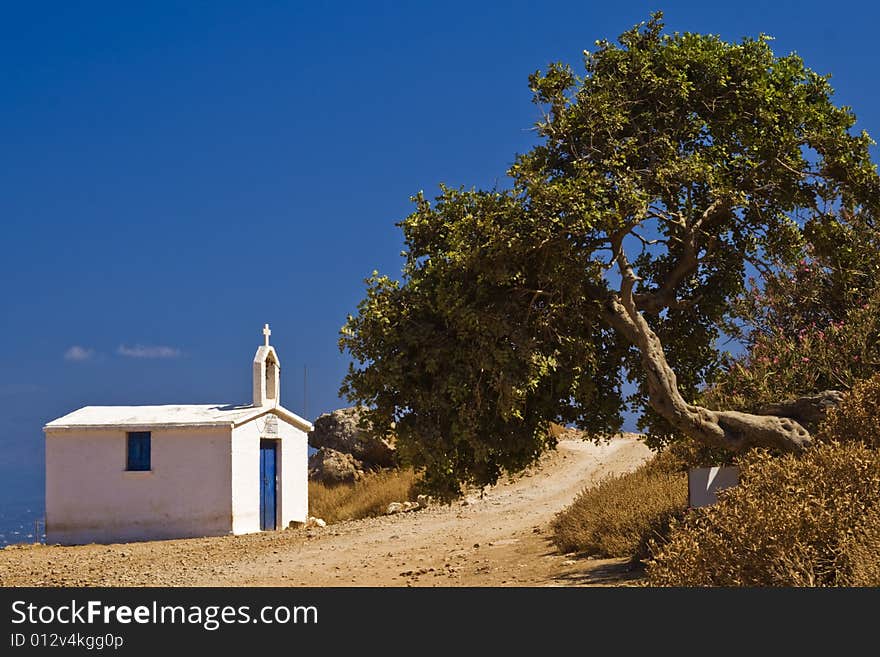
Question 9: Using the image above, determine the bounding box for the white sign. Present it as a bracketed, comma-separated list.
[688, 466, 739, 508]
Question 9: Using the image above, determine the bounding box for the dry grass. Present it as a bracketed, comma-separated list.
[552, 451, 688, 561]
[548, 422, 568, 439]
[308, 468, 419, 524]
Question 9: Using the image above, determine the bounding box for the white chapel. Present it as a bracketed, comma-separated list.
[43, 325, 311, 545]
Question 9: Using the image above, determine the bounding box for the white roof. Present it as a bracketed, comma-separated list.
[44, 404, 313, 432]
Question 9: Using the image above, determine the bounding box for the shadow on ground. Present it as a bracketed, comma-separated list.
[548, 554, 647, 587]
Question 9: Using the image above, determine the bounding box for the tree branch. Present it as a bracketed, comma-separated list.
[610, 228, 641, 320]
[600, 280, 814, 453]
[745, 255, 773, 278]
[754, 391, 844, 431]
[632, 230, 669, 249]
[633, 198, 729, 314]
[633, 234, 699, 314]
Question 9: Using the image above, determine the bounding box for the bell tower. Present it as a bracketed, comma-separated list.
[253, 323, 281, 407]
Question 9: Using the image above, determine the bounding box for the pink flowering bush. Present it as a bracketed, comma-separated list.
[708, 290, 880, 411]
[705, 212, 880, 412]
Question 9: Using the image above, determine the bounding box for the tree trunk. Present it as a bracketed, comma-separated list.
[755, 391, 844, 432]
[603, 296, 815, 452]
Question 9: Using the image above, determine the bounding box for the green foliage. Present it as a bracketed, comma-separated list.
[646, 442, 880, 586]
[552, 451, 688, 561]
[340, 12, 880, 497]
[341, 190, 627, 499]
[817, 373, 880, 449]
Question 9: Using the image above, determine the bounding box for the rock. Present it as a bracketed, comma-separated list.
[386, 500, 421, 515]
[555, 426, 588, 441]
[386, 502, 405, 515]
[306, 516, 326, 528]
[308, 447, 364, 485]
[309, 406, 396, 468]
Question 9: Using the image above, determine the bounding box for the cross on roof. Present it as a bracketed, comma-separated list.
[262, 323, 271, 346]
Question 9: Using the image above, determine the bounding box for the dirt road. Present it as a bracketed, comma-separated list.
[0, 435, 651, 587]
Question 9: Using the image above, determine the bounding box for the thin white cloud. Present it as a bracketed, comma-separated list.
[64, 346, 95, 362]
[117, 344, 182, 359]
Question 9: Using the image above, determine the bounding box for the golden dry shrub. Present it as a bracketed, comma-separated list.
[838, 505, 880, 586]
[817, 372, 880, 448]
[308, 468, 419, 524]
[552, 452, 688, 560]
[646, 442, 880, 586]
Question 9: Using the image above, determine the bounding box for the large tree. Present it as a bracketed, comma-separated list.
[340, 14, 879, 498]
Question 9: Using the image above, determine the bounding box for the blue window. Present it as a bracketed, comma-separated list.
[126, 432, 151, 471]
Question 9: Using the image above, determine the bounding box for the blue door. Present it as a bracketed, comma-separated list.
[260, 440, 277, 530]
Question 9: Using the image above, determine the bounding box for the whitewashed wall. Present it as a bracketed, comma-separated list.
[231, 414, 308, 534]
[278, 417, 308, 526]
[230, 421, 261, 534]
[45, 427, 233, 545]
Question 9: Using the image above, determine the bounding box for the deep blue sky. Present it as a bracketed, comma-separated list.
[2, 1, 879, 507]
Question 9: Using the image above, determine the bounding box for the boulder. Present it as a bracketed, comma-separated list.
[308, 447, 364, 485]
[385, 501, 421, 515]
[385, 502, 406, 515]
[308, 406, 396, 467]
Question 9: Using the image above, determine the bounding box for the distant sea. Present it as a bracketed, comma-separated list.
[0, 462, 45, 547]
[0, 498, 44, 546]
